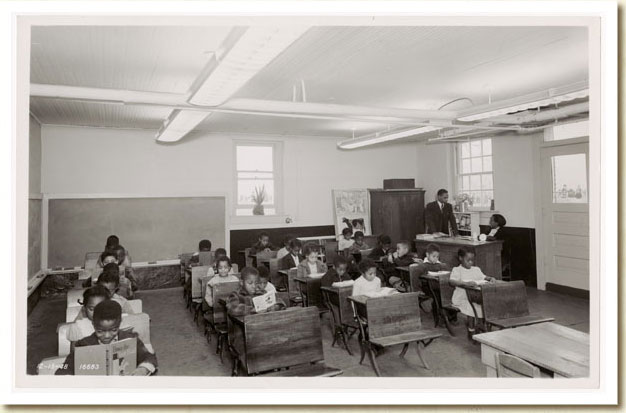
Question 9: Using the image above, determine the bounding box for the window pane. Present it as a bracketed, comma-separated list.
[483, 139, 492, 156]
[461, 142, 470, 158]
[236, 207, 276, 216]
[462, 159, 471, 174]
[481, 173, 493, 190]
[471, 140, 482, 157]
[471, 157, 482, 173]
[547, 120, 589, 142]
[470, 175, 481, 190]
[237, 180, 275, 205]
[238, 171, 274, 179]
[483, 156, 492, 172]
[551, 153, 587, 203]
[236, 145, 273, 172]
[463, 176, 470, 191]
[458, 176, 463, 191]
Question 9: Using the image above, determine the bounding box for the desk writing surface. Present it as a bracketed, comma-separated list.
[473, 322, 589, 378]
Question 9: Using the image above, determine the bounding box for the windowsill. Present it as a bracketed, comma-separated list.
[230, 214, 293, 229]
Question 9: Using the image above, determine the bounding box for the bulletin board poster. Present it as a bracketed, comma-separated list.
[332, 189, 372, 237]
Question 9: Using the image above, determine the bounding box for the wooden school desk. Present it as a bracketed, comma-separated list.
[395, 266, 412, 291]
[418, 271, 458, 335]
[414, 234, 504, 279]
[473, 322, 590, 378]
[294, 276, 324, 310]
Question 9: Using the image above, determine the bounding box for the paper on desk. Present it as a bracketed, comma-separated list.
[363, 287, 398, 298]
[307, 273, 324, 279]
[427, 270, 451, 276]
[332, 280, 355, 287]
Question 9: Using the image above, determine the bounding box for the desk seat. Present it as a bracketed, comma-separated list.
[262, 363, 343, 377]
[369, 329, 442, 348]
[487, 315, 554, 330]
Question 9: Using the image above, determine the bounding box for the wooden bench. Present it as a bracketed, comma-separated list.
[416, 270, 459, 336]
[204, 281, 240, 362]
[481, 280, 554, 331]
[320, 285, 357, 355]
[348, 292, 442, 377]
[227, 306, 342, 377]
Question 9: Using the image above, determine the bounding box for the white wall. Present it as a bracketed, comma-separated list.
[29, 115, 41, 194]
[416, 134, 537, 228]
[28, 115, 43, 278]
[41, 125, 419, 229]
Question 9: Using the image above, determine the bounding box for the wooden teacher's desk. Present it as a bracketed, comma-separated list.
[414, 234, 504, 279]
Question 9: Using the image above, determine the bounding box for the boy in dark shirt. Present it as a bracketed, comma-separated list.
[320, 256, 352, 288]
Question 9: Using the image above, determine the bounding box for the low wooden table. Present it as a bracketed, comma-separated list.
[473, 322, 590, 378]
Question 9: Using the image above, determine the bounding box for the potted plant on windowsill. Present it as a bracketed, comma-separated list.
[251, 185, 266, 216]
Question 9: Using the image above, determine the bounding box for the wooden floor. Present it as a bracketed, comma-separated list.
[27, 286, 589, 376]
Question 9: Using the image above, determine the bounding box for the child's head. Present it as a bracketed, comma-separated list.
[396, 240, 411, 257]
[289, 238, 303, 256]
[354, 231, 365, 245]
[111, 245, 127, 263]
[100, 250, 118, 266]
[458, 248, 475, 269]
[97, 267, 120, 296]
[490, 214, 507, 229]
[214, 248, 227, 260]
[333, 256, 349, 277]
[215, 256, 232, 277]
[240, 267, 260, 295]
[258, 232, 270, 247]
[378, 235, 392, 250]
[79, 285, 111, 320]
[352, 219, 364, 230]
[282, 235, 293, 249]
[341, 227, 353, 240]
[303, 243, 320, 263]
[425, 243, 440, 262]
[92, 300, 122, 344]
[358, 259, 378, 282]
[436, 188, 449, 203]
[199, 239, 212, 252]
[105, 235, 120, 250]
[257, 266, 270, 292]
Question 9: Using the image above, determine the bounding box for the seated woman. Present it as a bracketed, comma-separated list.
[485, 214, 507, 241]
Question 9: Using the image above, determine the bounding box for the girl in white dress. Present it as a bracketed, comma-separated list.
[450, 248, 496, 334]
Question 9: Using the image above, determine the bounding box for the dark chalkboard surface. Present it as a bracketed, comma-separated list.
[48, 196, 225, 268]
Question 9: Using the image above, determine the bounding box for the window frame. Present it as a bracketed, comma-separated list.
[455, 138, 495, 210]
[232, 140, 284, 217]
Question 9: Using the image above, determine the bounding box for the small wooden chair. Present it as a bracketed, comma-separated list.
[179, 252, 194, 285]
[416, 271, 458, 336]
[188, 265, 209, 312]
[495, 353, 541, 378]
[352, 292, 442, 377]
[204, 281, 240, 362]
[321, 286, 357, 355]
[482, 280, 554, 331]
[268, 258, 283, 290]
[244, 248, 254, 268]
[66, 288, 85, 308]
[65, 306, 81, 322]
[255, 250, 277, 268]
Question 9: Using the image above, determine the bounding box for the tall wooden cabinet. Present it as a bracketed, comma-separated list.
[369, 189, 425, 243]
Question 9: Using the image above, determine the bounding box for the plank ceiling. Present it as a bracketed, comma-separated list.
[30, 25, 589, 139]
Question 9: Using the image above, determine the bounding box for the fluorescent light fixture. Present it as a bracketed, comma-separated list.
[457, 81, 589, 122]
[155, 110, 210, 142]
[189, 26, 309, 106]
[337, 126, 440, 149]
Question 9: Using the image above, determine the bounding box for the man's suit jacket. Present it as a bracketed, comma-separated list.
[56, 329, 157, 375]
[280, 253, 304, 270]
[424, 201, 459, 235]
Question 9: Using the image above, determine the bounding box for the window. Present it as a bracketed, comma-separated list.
[545, 120, 589, 142]
[456, 138, 494, 208]
[234, 142, 281, 216]
[551, 153, 588, 203]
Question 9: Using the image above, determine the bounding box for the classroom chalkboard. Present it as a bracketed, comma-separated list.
[48, 196, 226, 268]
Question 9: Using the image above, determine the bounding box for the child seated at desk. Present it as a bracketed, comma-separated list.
[348, 231, 370, 253]
[352, 259, 385, 296]
[99, 250, 134, 299]
[57, 300, 157, 376]
[226, 267, 285, 317]
[450, 248, 496, 334]
[276, 235, 293, 260]
[257, 265, 277, 294]
[338, 228, 354, 252]
[205, 256, 239, 307]
[250, 232, 275, 255]
[280, 238, 304, 270]
[207, 248, 232, 276]
[385, 240, 423, 291]
[96, 265, 137, 315]
[297, 243, 328, 278]
[368, 234, 393, 260]
[67, 285, 111, 341]
[191, 239, 212, 264]
[321, 256, 352, 288]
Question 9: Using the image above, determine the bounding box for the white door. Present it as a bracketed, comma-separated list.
[540, 142, 589, 290]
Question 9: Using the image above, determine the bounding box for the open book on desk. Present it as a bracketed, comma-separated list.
[252, 291, 277, 313]
[427, 270, 451, 276]
[74, 337, 137, 376]
[363, 287, 399, 298]
[332, 280, 355, 288]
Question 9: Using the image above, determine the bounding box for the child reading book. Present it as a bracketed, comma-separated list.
[450, 248, 496, 334]
[257, 265, 277, 294]
[56, 300, 157, 375]
[321, 256, 352, 288]
[338, 227, 354, 251]
[96, 265, 137, 315]
[226, 267, 285, 317]
[68, 285, 111, 341]
[205, 256, 239, 307]
[386, 240, 423, 291]
[409, 243, 451, 287]
[296, 243, 327, 278]
[352, 259, 385, 296]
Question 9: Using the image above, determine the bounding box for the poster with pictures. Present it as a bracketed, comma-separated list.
[332, 189, 372, 237]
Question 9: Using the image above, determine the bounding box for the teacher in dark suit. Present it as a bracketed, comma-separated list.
[425, 189, 459, 235]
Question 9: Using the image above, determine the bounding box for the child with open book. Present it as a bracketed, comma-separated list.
[56, 300, 157, 375]
[205, 256, 239, 307]
[321, 256, 352, 288]
[67, 285, 111, 342]
[409, 243, 451, 287]
[352, 259, 384, 296]
[296, 243, 327, 278]
[450, 248, 496, 334]
[226, 267, 285, 317]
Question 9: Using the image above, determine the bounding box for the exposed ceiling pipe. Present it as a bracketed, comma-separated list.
[484, 101, 589, 124]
